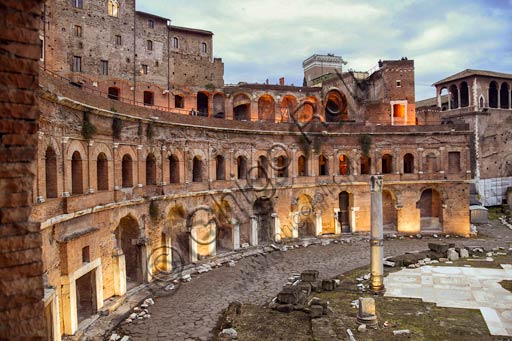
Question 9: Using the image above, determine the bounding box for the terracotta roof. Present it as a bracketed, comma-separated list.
[433, 69, 512, 86]
[170, 25, 213, 36]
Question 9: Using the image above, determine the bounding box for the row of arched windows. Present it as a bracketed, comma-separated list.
[43, 147, 460, 199]
[441, 81, 511, 110]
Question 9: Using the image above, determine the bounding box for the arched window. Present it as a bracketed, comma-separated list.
[319, 154, 328, 176]
[122, 154, 133, 187]
[237, 156, 247, 180]
[460, 82, 469, 107]
[339, 154, 349, 175]
[360, 156, 371, 175]
[97, 152, 108, 191]
[45, 147, 58, 198]
[258, 156, 269, 179]
[449, 84, 458, 109]
[298, 155, 307, 176]
[71, 151, 83, 195]
[173, 37, 179, 49]
[192, 156, 202, 182]
[201, 42, 207, 54]
[276, 156, 288, 177]
[489, 81, 498, 108]
[216, 155, 225, 180]
[108, 0, 119, 17]
[501, 82, 510, 109]
[403, 153, 414, 174]
[146, 153, 156, 185]
[381, 154, 393, 174]
[169, 155, 179, 183]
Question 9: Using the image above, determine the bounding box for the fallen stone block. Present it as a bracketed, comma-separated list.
[310, 304, 324, 318]
[275, 304, 294, 313]
[301, 269, 319, 282]
[428, 242, 450, 254]
[447, 248, 459, 261]
[459, 249, 469, 258]
[219, 328, 238, 340]
[393, 329, 410, 336]
[322, 279, 336, 291]
[277, 285, 302, 305]
[120, 337, 130, 341]
[383, 260, 396, 267]
[109, 334, 121, 341]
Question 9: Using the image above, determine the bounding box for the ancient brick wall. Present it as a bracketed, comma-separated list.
[44, 0, 137, 80]
[169, 26, 224, 87]
[135, 12, 169, 90]
[0, 0, 46, 338]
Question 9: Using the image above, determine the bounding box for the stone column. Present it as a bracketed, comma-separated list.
[87, 140, 94, 193]
[271, 213, 281, 242]
[250, 215, 258, 246]
[190, 228, 198, 262]
[62, 137, 70, 197]
[112, 248, 126, 296]
[370, 175, 385, 294]
[333, 208, 341, 234]
[232, 218, 240, 250]
[291, 212, 299, 238]
[315, 210, 322, 236]
[417, 147, 424, 175]
[208, 221, 216, 257]
[137, 144, 143, 187]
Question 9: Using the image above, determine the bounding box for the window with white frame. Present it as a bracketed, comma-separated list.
[108, 0, 119, 17]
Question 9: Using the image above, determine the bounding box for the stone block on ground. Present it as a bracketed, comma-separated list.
[219, 328, 238, 340]
[459, 248, 469, 258]
[428, 242, 450, 254]
[447, 248, 459, 261]
[277, 285, 302, 305]
[301, 269, 319, 282]
[322, 279, 336, 291]
[310, 304, 324, 318]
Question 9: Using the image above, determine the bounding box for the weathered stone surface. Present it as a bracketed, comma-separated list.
[459, 248, 469, 258]
[310, 304, 324, 318]
[219, 328, 238, 340]
[301, 270, 319, 282]
[447, 248, 459, 261]
[428, 242, 450, 254]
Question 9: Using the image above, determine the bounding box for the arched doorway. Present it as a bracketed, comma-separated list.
[280, 95, 296, 122]
[213, 93, 225, 118]
[233, 94, 251, 121]
[45, 147, 58, 198]
[108, 87, 120, 100]
[71, 151, 83, 195]
[489, 81, 498, 108]
[297, 194, 315, 237]
[167, 206, 190, 265]
[324, 90, 348, 122]
[338, 191, 350, 233]
[197, 92, 209, 116]
[382, 190, 397, 231]
[214, 200, 233, 252]
[253, 198, 273, 243]
[115, 216, 143, 289]
[419, 189, 442, 231]
[258, 94, 275, 122]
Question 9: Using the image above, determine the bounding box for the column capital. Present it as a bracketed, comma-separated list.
[370, 175, 384, 192]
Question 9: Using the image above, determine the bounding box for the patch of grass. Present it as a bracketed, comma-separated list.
[215, 304, 313, 341]
[488, 206, 504, 221]
[500, 280, 512, 293]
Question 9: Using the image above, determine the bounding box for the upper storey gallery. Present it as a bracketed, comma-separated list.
[40, 1, 417, 127]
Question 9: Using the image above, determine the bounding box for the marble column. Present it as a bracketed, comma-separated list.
[250, 215, 258, 246]
[370, 175, 385, 294]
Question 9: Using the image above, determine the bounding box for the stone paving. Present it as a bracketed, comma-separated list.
[115, 222, 512, 340]
[385, 265, 512, 336]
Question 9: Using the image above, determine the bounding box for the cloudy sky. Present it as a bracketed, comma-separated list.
[138, 0, 512, 100]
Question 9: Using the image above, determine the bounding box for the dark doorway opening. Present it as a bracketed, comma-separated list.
[197, 92, 209, 116]
[254, 198, 273, 243]
[76, 270, 96, 324]
[338, 191, 350, 233]
[108, 87, 120, 100]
